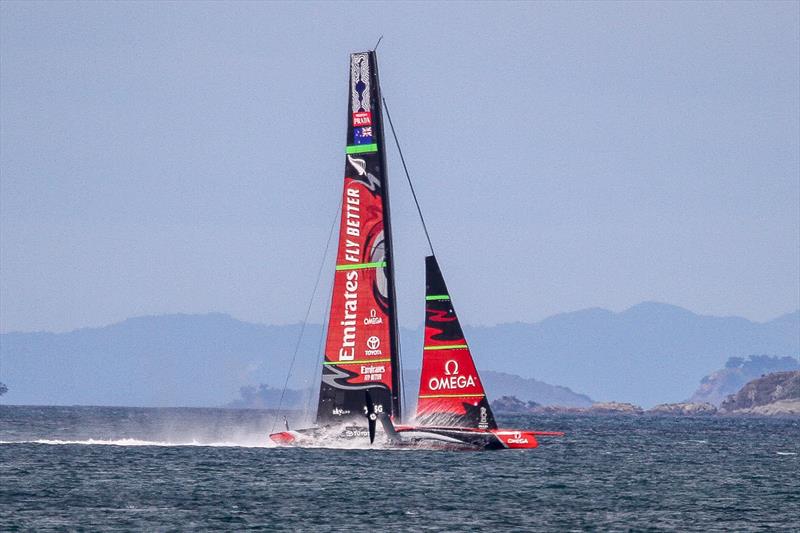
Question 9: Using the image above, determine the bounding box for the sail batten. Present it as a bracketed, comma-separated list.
[346, 144, 379, 154]
[335, 261, 387, 271]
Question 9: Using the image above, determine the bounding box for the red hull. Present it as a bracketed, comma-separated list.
[269, 425, 563, 450]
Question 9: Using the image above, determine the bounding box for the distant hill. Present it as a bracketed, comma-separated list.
[1, 303, 797, 407]
[404, 370, 592, 408]
[689, 355, 800, 406]
[462, 304, 798, 406]
[226, 370, 593, 411]
[0, 313, 308, 408]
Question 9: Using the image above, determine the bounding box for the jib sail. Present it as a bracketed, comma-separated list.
[416, 255, 497, 430]
[316, 51, 402, 426]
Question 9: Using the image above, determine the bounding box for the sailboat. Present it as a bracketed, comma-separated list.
[269, 50, 563, 450]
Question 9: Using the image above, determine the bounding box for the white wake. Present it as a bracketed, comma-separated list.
[0, 438, 275, 448]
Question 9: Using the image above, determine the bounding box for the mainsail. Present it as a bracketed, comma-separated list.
[416, 255, 497, 430]
[270, 51, 564, 450]
[316, 51, 402, 426]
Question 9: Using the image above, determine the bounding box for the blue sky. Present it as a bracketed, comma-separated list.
[1, 1, 798, 332]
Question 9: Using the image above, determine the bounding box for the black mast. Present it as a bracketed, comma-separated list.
[371, 50, 403, 422]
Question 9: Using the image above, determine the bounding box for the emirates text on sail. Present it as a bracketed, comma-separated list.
[339, 270, 358, 361]
[338, 186, 362, 362]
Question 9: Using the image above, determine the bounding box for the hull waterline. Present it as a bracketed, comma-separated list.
[269, 425, 563, 451]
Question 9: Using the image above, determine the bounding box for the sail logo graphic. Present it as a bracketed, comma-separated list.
[363, 309, 383, 325]
[507, 431, 529, 444]
[479, 406, 488, 429]
[353, 111, 372, 127]
[363, 403, 384, 414]
[361, 363, 385, 382]
[365, 335, 382, 356]
[353, 126, 373, 145]
[343, 426, 370, 438]
[350, 53, 371, 114]
[344, 186, 361, 240]
[347, 155, 367, 176]
[428, 359, 476, 391]
[338, 269, 359, 361]
[346, 157, 381, 193]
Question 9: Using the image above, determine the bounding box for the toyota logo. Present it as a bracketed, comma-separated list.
[366, 336, 380, 350]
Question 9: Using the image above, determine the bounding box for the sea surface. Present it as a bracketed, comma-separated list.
[1, 405, 798, 531]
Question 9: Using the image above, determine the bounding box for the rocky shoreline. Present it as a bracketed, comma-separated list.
[492, 371, 800, 417]
[492, 397, 799, 417]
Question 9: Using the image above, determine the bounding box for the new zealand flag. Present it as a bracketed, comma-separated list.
[353, 126, 373, 145]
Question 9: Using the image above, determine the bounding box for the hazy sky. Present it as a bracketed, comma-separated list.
[1, 1, 798, 333]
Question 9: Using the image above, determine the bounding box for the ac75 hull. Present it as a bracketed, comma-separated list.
[269, 424, 563, 451]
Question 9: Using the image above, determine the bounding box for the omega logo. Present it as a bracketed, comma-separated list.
[428, 359, 476, 391]
[508, 431, 529, 444]
[363, 308, 383, 325]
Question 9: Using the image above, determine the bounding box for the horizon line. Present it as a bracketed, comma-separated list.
[2, 301, 798, 336]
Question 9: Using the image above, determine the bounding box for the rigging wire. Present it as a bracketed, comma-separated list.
[382, 97, 435, 256]
[270, 202, 341, 434]
[303, 267, 332, 423]
[396, 317, 408, 421]
[383, 96, 432, 417]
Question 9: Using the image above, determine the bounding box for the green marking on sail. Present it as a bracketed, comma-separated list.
[335, 261, 387, 271]
[323, 358, 391, 366]
[424, 344, 469, 351]
[346, 144, 378, 154]
[426, 294, 450, 301]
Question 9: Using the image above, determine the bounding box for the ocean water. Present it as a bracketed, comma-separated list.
[1, 406, 798, 531]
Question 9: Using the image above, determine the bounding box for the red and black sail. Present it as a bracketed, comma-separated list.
[316, 51, 402, 426]
[416, 255, 497, 430]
